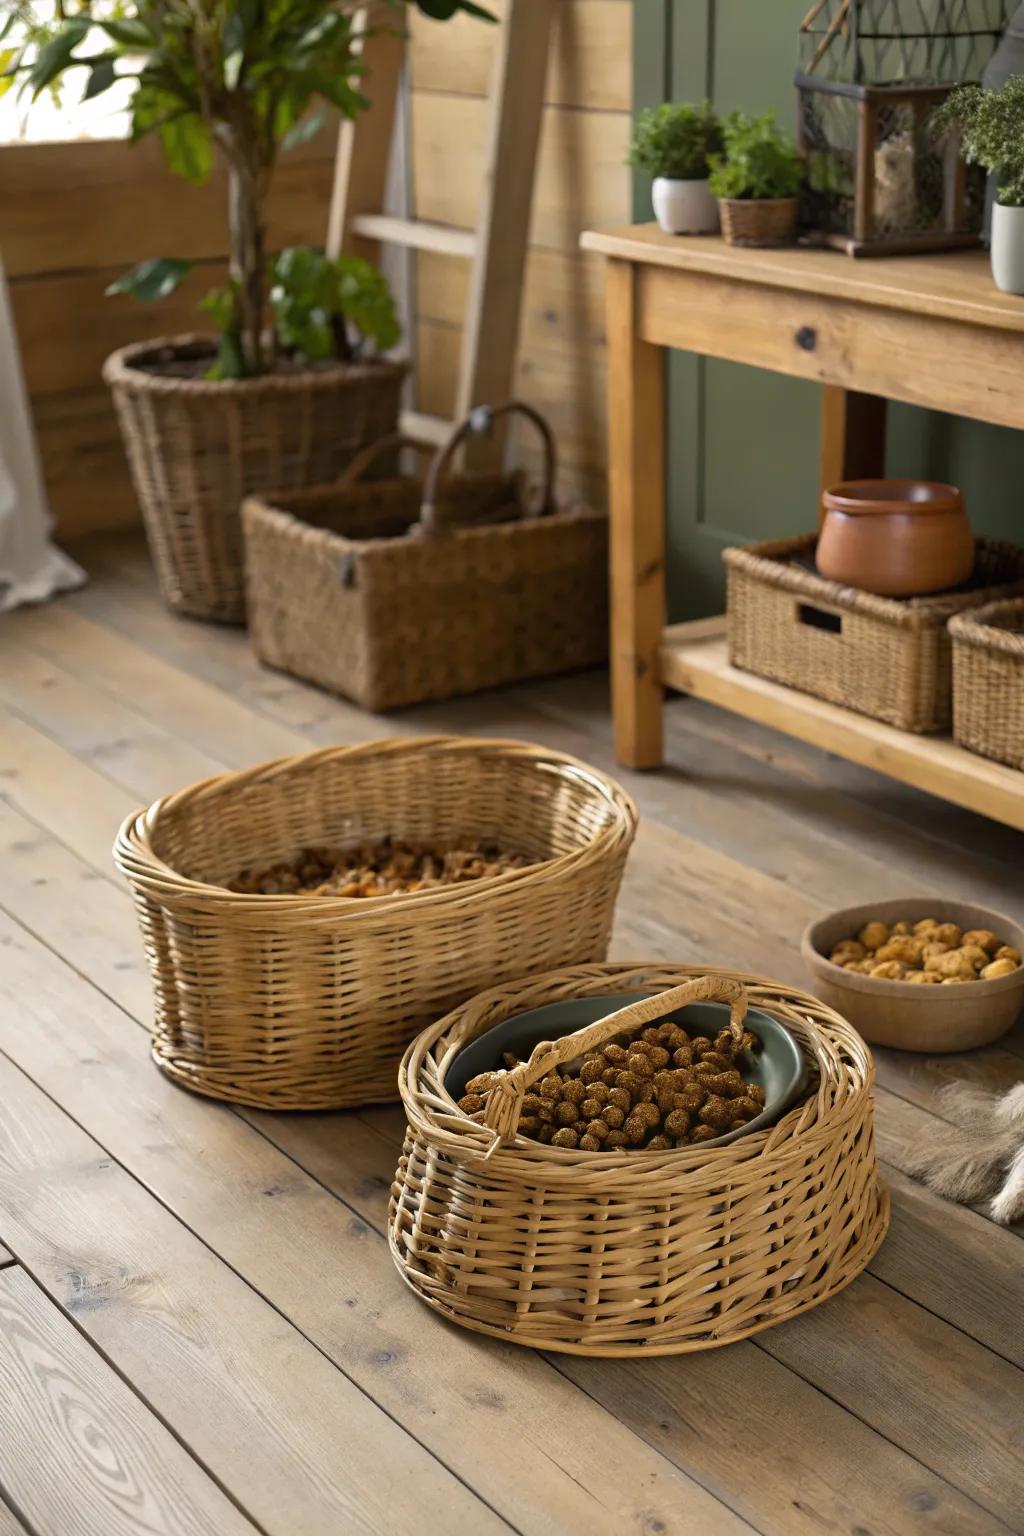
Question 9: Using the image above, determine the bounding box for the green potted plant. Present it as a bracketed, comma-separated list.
[628, 100, 724, 236]
[708, 109, 803, 248]
[934, 75, 1024, 294]
[5, 0, 490, 622]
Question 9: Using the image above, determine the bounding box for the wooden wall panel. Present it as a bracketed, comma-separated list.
[409, 0, 632, 111]
[2, 134, 337, 542]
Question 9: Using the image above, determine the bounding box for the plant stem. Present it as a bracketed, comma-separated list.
[227, 157, 267, 374]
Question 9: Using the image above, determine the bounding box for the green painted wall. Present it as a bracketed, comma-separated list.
[635, 0, 1024, 620]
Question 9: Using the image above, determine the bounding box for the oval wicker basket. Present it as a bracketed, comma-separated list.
[391, 963, 889, 1356]
[103, 336, 405, 623]
[113, 738, 637, 1111]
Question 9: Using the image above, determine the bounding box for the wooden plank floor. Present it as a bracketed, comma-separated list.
[0, 531, 1022, 1536]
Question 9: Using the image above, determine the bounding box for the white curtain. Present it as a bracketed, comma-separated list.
[0, 257, 85, 613]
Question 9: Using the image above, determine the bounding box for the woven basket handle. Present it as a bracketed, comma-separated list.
[482, 975, 748, 1145]
[419, 401, 557, 537]
[337, 433, 437, 487]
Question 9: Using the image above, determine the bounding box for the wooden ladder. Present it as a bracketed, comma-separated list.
[326, 0, 555, 463]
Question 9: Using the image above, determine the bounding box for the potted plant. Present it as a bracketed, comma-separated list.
[6, 0, 490, 622]
[628, 100, 724, 236]
[708, 109, 803, 248]
[934, 76, 1024, 295]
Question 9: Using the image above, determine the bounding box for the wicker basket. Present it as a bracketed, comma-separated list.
[950, 597, 1024, 769]
[725, 534, 1024, 732]
[103, 336, 405, 624]
[113, 737, 637, 1111]
[243, 401, 608, 711]
[391, 964, 889, 1356]
[718, 197, 799, 247]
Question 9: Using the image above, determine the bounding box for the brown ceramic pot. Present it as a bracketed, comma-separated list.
[816, 480, 974, 598]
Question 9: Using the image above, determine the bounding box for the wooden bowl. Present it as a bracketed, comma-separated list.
[802, 897, 1024, 1052]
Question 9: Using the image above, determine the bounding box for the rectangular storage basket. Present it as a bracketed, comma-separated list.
[950, 597, 1024, 769]
[724, 534, 1024, 733]
[243, 402, 608, 712]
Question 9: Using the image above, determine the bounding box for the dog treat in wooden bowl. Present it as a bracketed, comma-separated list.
[828, 915, 1021, 986]
[802, 898, 1024, 1052]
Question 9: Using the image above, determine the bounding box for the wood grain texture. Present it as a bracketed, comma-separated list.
[0, 1245, 14, 1269]
[410, 0, 631, 110]
[659, 624, 1024, 832]
[0, 1496, 27, 1536]
[605, 258, 665, 768]
[0, 1050, 513, 1536]
[0, 1266, 258, 1536]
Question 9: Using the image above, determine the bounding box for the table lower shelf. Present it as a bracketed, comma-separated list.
[660, 618, 1024, 832]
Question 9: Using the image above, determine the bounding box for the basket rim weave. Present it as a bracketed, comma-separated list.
[398, 960, 877, 1187]
[102, 333, 408, 400]
[949, 595, 1024, 655]
[724, 532, 1024, 628]
[113, 736, 639, 923]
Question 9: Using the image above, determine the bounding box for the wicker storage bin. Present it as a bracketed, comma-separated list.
[243, 401, 608, 711]
[104, 336, 405, 624]
[113, 738, 637, 1111]
[719, 197, 799, 247]
[391, 963, 889, 1356]
[725, 534, 1024, 732]
[950, 597, 1024, 769]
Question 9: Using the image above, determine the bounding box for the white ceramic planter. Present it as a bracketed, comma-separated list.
[990, 201, 1024, 294]
[651, 177, 719, 236]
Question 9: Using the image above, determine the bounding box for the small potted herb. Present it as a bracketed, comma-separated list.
[934, 76, 1024, 294]
[708, 110, 803, 248]
[629, 100, 724, 235]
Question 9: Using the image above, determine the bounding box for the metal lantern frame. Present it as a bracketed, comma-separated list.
[796, 0, 1011, 256]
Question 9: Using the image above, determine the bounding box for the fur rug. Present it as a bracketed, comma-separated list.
[902, 1082, 1024, 1224]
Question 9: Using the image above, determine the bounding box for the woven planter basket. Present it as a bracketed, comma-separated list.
[103, 336, 405, 624]
[725, 534, 1024, 732]
[243, 401, 608, 711]
[391, 963, 889, 1356]
[718, 197, 799, 247]
[950, 597, 1024, 769]
[113, 738, 637, 1111]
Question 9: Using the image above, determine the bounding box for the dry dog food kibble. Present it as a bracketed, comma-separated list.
[830, 918, 1021, 985]
[229, 838, 532, 897]
[458, 1020, 766, 1151]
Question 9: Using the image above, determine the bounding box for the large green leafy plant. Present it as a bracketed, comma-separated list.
[708, 109, 802, 201]
[628, 100, 723, 181]
[4, 0, 491, 376]
[934, 75, 1024, 207]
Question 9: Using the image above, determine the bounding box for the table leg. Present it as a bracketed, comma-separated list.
[820, 385, 887, 511]
[605, 259, 666, 769]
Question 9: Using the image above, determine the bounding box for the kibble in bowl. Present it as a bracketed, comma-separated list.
[802, 898, 1024, 1052]
[446, 978, 808, 1153]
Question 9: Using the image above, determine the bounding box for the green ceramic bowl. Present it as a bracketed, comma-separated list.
[446, 992, 808, 1149]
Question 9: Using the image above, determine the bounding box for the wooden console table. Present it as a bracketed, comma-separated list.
[581, 224, 1024, 831]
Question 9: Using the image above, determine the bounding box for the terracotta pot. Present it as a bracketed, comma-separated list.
[816, 479, 974, 598]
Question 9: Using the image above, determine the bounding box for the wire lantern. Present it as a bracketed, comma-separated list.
[797, 0, 1011, 254]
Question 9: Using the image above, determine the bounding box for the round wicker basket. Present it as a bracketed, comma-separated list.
[391, 963, 889, 1356]
[718, 196, 799, 247]
[113, 738, 637, 1111]
[103, 336, 405, 623]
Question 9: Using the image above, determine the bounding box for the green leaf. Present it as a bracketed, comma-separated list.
[83, 57, 117, 101]
[199, 280, 240, 331]
[95, 18, 154, 50]
[413, 0, 496, 19]
[207, 330, 248, 381]
[27, 17, 90, 97]
[159, 113, 213, 184]
[336, 255, 400, 352]
[281, 107, 326, 151]
[106, 257, 194, 303]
